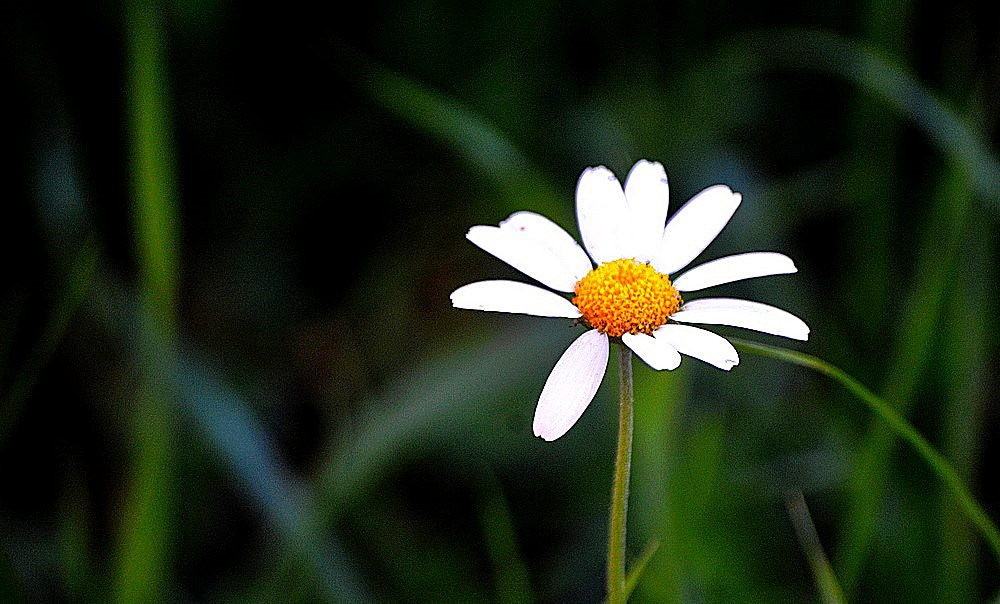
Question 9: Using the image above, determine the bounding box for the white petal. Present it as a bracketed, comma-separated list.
[576, 166, 629, 264]
[622, 332, 681, 371]
[671, 298, 810, 341]
[623, 160, 670, 262]
[467, 223, 581, 292]
[450, 280, 581, 318]
[672, 252, 797, 292]
[499, 211, 593, 282]
[653, 185, 742, 275]
[533, 330, 609, 441]
[654, 324, 739, 370]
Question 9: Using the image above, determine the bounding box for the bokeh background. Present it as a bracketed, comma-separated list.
[5, 1, 999, 602]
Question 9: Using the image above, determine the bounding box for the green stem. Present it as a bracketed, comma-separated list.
[731, 338, 1000, 568]
[785, 491, 847, 604]
[115, 2, 178, 601]
[608, 343, 634, 604]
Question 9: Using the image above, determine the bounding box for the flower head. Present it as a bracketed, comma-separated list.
[452, 160, 809, 441]
[572, 257, 682, 336]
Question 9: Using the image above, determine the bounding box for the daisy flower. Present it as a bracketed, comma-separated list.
[451, 160, 809, 441]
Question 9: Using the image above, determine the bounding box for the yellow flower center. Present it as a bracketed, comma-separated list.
[572, 258, 682, 337]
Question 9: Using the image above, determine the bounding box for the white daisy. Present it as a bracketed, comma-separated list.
[451, 160, 809, 441]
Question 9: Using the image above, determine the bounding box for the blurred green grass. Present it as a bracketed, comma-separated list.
[4, 2, 1000, 602]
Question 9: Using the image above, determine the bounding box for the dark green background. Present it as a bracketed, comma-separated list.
[4, 1, 999, 601]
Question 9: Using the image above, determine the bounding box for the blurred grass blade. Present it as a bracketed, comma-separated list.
[116, 2, 179, 601]
[839, 0, 907, 349]
[721, 30, 993, 584]
[837, 162, 969, 586]
[937, 208, 993, 601]
[300, 323, 578, 600]
[785, 491, 846, 604]
[623, 540, 660, 600]
[731, 338, 1000, 568]
[173, 353, 371, 602]
[87, 269, 372, 602]
[127, 8, 180, 315]
[315, 322, 572, 517]
[335, 42, 564, 217]
[479, 471, 533, 604]
[733, 29, 1000, 204]
[630, 364, 686, 603]
[0, 239, 98, 446]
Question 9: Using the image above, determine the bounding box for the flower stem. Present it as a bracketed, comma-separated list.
[607, 343, 634, 603]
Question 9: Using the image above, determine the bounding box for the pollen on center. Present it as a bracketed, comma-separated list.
[572, 258, 682, 337]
